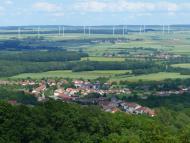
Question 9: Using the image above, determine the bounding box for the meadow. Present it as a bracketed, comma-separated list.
[171, 63, 190, 69]
[81, 57, 125, 62]
[11, 70, 130, 80]
[11, 70, 190, 82]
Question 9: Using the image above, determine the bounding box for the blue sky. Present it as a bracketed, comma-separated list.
[1, 0, 190, 26]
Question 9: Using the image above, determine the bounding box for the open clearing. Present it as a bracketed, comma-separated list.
[111, 72, 190, 82]
[81, 57, 125, 62]
[11, 71, 190, 82]
[11, 70, 130, 80]
[171, 63, 190, 69]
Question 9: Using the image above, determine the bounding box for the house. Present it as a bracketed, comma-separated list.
[120, 102, 156, 117]
[66, 88, 79, 96]
[47, 80, 56, 86]
[135, 107, 156, 117]
[73, 80, 84, 87]
[32, 85, 46, 96]
[135, 106, 147, 114]
[57, 93, 73, 101]
[20, 80, 34, 86]
[54, 88, 65, 96]
[120, 102, 141, 113]
[125, 102, 141, 113]
[98, 100, 119, 113]
[142, 108, 156, 117]
[104, 106, 119, 113]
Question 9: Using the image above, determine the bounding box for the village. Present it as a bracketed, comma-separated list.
[2, 78, 190, 117]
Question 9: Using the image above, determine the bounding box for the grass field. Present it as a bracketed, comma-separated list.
[2, 31, 190, 56]
[111, 72, 190, 82]
[11, 70, 130, 80]
[11, 71, 190, 82]
[81, 57, 126, 62]
[171, 63, 190, 69]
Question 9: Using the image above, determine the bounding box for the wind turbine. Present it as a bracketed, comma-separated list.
[62, 26, 65, 37]
[88, 26, 91, 36]
[123, 26, 125, 36]
[37, 27, 40, 39]
[18, 27, 21, 39]
[162, 24, 165, 34]
[83, 26, 86, 36]
[168, 25, 170, 34]
[113, 26, 115, 36]
[58, 26, 61, 36]
[144, 25, 146, 33]
[139, 25, 142, 34]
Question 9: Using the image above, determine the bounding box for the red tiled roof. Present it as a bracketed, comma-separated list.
[57, 93, 73, 100]
[126, 102, 139, 108]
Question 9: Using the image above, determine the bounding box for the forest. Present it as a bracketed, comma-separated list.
[0, 100, 189, 143]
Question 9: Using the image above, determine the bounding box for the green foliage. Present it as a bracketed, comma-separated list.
[0, 100, 188, 143]
[0, 86, 37, 105]
[0, 51, 88, 62]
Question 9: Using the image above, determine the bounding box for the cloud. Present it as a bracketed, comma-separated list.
[33, 1, 65, 17]
[0, 6, 5, 15]
[52, 12, 65, 17]
[74, 1, 107, 12]
[33, 2, 61, 12]
[73, 0, 190, 13]
[4, 0, 13, 5]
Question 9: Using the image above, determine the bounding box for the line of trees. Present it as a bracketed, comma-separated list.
[0, 51, 88, 62]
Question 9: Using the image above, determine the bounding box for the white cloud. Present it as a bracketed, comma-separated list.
[0, 6, 4, 15]
[73, 0, 190, 13]
[33, 2, 61, 12]
[52, 12, 65, 17]
[157, 2, 178, 12]
[74, 1, 107, 12]
[30, 0, 190, 20]
[4, 0, 13, 5]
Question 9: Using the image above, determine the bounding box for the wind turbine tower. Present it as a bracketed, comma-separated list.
[62, 26, 65, 36]
[168, 25, 170, 34]
[144, 25, 146, 33]
[37, 27, 40, 39]
[58, 26, 61, 36]
[163, 24, 165, 34]
[123, 26, 125, 36]
[139, 25, 142, 34]
[18, 27, 21, 39]
[88, 27, 91, 36]
[83, 26, 86, 36]
[113, 26, 115, 36]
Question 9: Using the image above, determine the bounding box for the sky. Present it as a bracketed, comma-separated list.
[1, 0, 190, 26]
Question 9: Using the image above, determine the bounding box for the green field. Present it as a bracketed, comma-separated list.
[2, 31, 190, 56]
[11, 71, 190, 82]
[11, 70, 130, 80]
[171, 63, 190, 69]
[111, 72, 190, 82]
[81, 57, 125, 62]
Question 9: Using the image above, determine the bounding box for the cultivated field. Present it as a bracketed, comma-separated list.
[2, 25, 190, 82]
